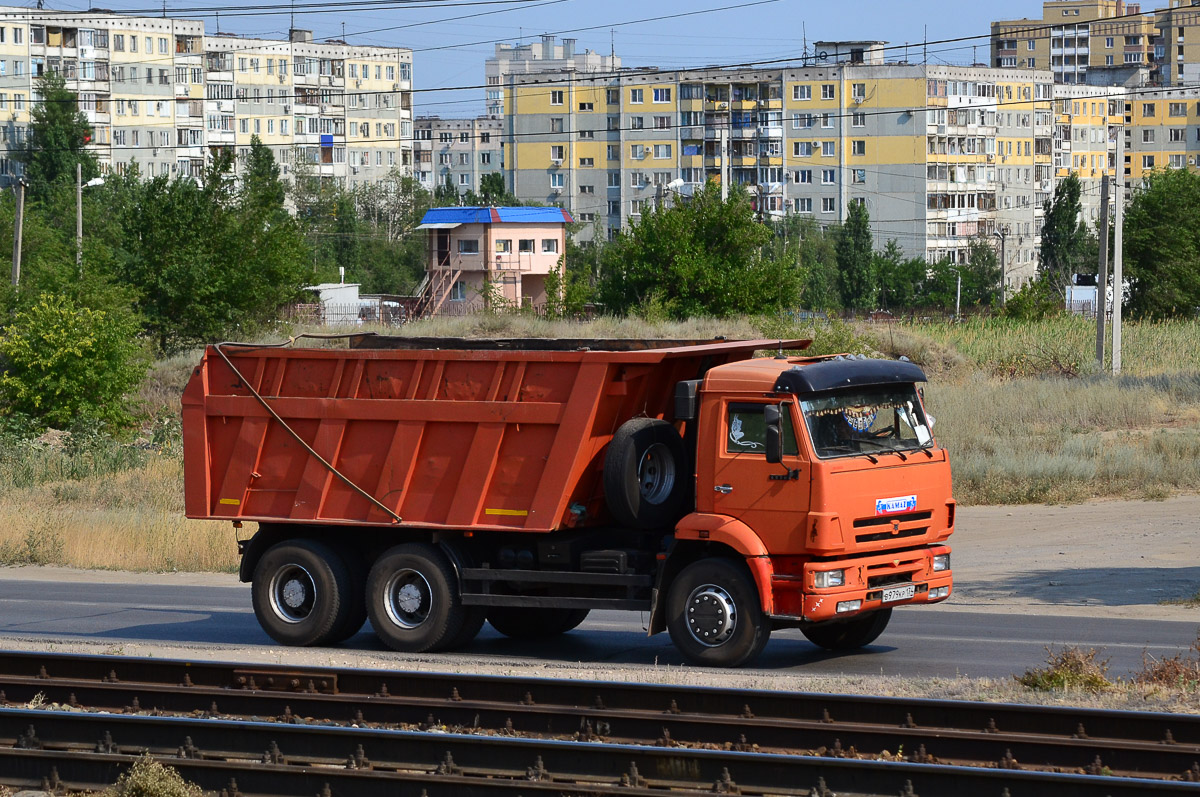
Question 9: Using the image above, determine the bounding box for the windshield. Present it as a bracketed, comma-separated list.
[800, 386, 932, 459]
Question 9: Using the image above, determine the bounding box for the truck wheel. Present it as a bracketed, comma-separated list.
[448, 608, 487, 649]
[666, 558, 769, 667]
[487, 608, 590, 639]
[802, 608, 893, 651]
[604, 418, 688, 529]
[366, 543, 467, 653]
[251, 539, 353, 647]
[327, 543, 369, 644]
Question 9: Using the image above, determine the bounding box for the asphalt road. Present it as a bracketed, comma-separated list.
[0, 576, 1194, 678]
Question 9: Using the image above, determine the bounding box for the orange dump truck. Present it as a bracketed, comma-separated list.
[182, 336, 954, 667]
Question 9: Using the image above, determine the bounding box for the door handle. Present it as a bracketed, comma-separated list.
[714, 484, 733, 494]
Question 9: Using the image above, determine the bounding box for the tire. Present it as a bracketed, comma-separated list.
[366, 543, 467, 653]
[802, 608, 893, 651]
[604, 418, 688, 530]
[666, 558, 770, 668]
[448, 607, 487, 649]
[487, 607, 590, 639]
[327, 543, 369, 644]
[251, 539, 353, 647]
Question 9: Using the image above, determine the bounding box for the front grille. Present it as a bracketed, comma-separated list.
[856, 527, 928, 544]
[868, 571, 918, 588]
[853, 510, 932, 528]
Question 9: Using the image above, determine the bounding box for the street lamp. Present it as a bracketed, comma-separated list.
[992, 227, 1008, 307]
[77, 165, 104, 276]
[947, 265, 961, 321]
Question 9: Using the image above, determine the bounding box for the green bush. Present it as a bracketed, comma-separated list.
[0, 293, 149, 428]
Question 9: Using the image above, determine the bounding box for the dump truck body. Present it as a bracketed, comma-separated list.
[182, 336, 954, 666]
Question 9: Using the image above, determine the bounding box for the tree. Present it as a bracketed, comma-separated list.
[242, 135, 286, 212]
[835, 201, 874, 310]
[1039, 172, 1090, 292]
[16, 72, 100, 196]
[433, 176, 460, 206]
[479, 172, 509, 205]
[788, 217, 839, 311]
[1124, 167, 1200, 318]
[0, 293, 147, 428]
[597, 182, 801, 319]
[873, 239, 925, 310]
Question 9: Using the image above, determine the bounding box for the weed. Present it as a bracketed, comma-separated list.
[25, 692, 45, 709]
[1017, 646, 1113, 693]
[1161, 591, 1200, 608]
[1136, 636, 1200, 693]
[104, 754, 203, 797]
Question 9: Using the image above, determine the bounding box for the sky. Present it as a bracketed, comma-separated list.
[52, 0, 1036, 115]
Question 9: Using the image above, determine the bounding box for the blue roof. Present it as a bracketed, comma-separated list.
[419, 206, 574, 226]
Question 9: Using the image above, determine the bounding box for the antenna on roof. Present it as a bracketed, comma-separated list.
[610, 28, 614, 58]
[215, 11, 219, 34]
[162, 0, 166, 17]
[290, 0, 295, 33]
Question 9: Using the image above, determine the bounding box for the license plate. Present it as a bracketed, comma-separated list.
[882, 584, 916, 603]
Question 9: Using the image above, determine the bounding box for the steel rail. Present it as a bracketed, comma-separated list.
[0, 708, 1195, 797]
[2, 673, 1197, 780]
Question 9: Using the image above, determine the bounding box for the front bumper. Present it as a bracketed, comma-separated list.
[769, 545, 952, 622]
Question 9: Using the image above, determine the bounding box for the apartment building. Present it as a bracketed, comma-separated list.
[1155, 0, 1200, 84]
[0, 7, 413, 187]
[484, 35, 619, 118]
[1053, 84, 1119, 227]
[991, 0, 1156, 84]
[1121, 86, 1200, 179]
[504, 45, 1053, 288]
[414, 115, 503, 195]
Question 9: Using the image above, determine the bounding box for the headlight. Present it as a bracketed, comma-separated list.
[933, 554, 950, 572]
[814, 569, 845, 588]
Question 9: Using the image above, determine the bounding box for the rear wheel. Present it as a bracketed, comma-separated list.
[327, 543, 369, 644]
[367, 543, 466, 653]
[251, 539, 353, 647]
[666, 558, 769, 668]
[487, 607, 590, 639]
[802, 608, 893, 651]
[604, 418, 688, 530]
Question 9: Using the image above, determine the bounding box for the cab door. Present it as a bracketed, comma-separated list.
[702, 400, 810, 554]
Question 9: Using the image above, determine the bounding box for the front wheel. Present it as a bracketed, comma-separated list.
[802, 608, 892, 651]
[366, 543, 467, 653]
[666, 558, 769, 667]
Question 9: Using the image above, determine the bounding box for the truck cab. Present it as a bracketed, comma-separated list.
[661, 354, 954, 666]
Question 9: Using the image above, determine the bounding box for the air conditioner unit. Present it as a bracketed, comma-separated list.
[278, 74, 286, 84]
[282, 105, 291, 114]
[552, 187, 562, 195]
[355, 79, 362, 88]
[717, 102, 728, 110]
[392, 83, 399, 91]
[550, 158, 563, 166]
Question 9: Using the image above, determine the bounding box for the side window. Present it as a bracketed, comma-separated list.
[726, 403, 797, 455]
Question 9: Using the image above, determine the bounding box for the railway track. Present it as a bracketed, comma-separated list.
[0, 650, 1196, 796]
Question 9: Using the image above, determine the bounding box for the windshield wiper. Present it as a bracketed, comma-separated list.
[822, 445, 878, 464]
[856, 438, 907, 460]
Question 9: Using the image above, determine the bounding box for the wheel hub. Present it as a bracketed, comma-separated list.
[268, 564, 316, 624]
[384, 569, 433, 630]
[685, 584, 737, 647]
[638, 443, 676, 504]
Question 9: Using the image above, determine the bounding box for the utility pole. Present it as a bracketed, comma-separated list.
[1113, 129, 1124, 375]
[994, 227, 1008, 307]
[76, 162, 83, 276]
[11, 180, 25, 289]
[1095, 174, 1110, 368]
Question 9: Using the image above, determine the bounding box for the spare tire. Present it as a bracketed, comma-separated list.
[604, 418, 688, 529]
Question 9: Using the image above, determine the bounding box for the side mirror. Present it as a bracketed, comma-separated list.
[764, 404, 783, 464]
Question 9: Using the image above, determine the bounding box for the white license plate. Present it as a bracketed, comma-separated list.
[882, 584, 916, 603]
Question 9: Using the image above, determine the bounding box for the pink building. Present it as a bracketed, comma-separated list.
[416, 206, 574, 317]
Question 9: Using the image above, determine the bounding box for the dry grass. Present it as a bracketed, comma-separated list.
[1016, 646, 1114, 694]
[0, 453, 237, 572]
[1136, 635, 1200, 693]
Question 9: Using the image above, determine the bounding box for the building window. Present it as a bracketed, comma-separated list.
[542, 239, 559, 253]
[793, 85, 811, 101]
[481, 152, 491, 165]
[1169, 154, 1185, 169]
[1105, 37, 1114, 48]
[459, 174, 470, 186]
[450, 281, 466, 302]
[1142, 129, 1154, 143]
[821, 169, 835, 184]
[852, 112, 866, 127]
[630, 116, 644, 129]
[496, 239, 512, 253]
[821, 141, 835, 156]
[853, 169, 866, 183]
[630, 88, 644, 103]
[1143, 155, 1155, 169]
[821, 84, 834, 100]
[550, 173, 564, 188]
[519, 239, 535, 253]
[653, 144, 671, 158]
[851, 83, 865, 100]
[796, 197, 812, 213]
[550, 145, 564, 161]
[821, 113, 833, 128]
[793, 169, 811, 184]
[579, 157, 594, 167]
[1028, 39, 1036, 50]
[851, 140, 865, 155]
[1169, 102, 1187, 117]
[607, 88, 619, 104]
[458, 239, 480, 254]
[579, 185, 594, 194]
[579, 101, 593, 111]
[655, 115, 670, 129]
[653, 87, 671, 103]
[793, 141, 812, 157]
[822, 197, 836, 213]
[550, 90, 563, 105]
